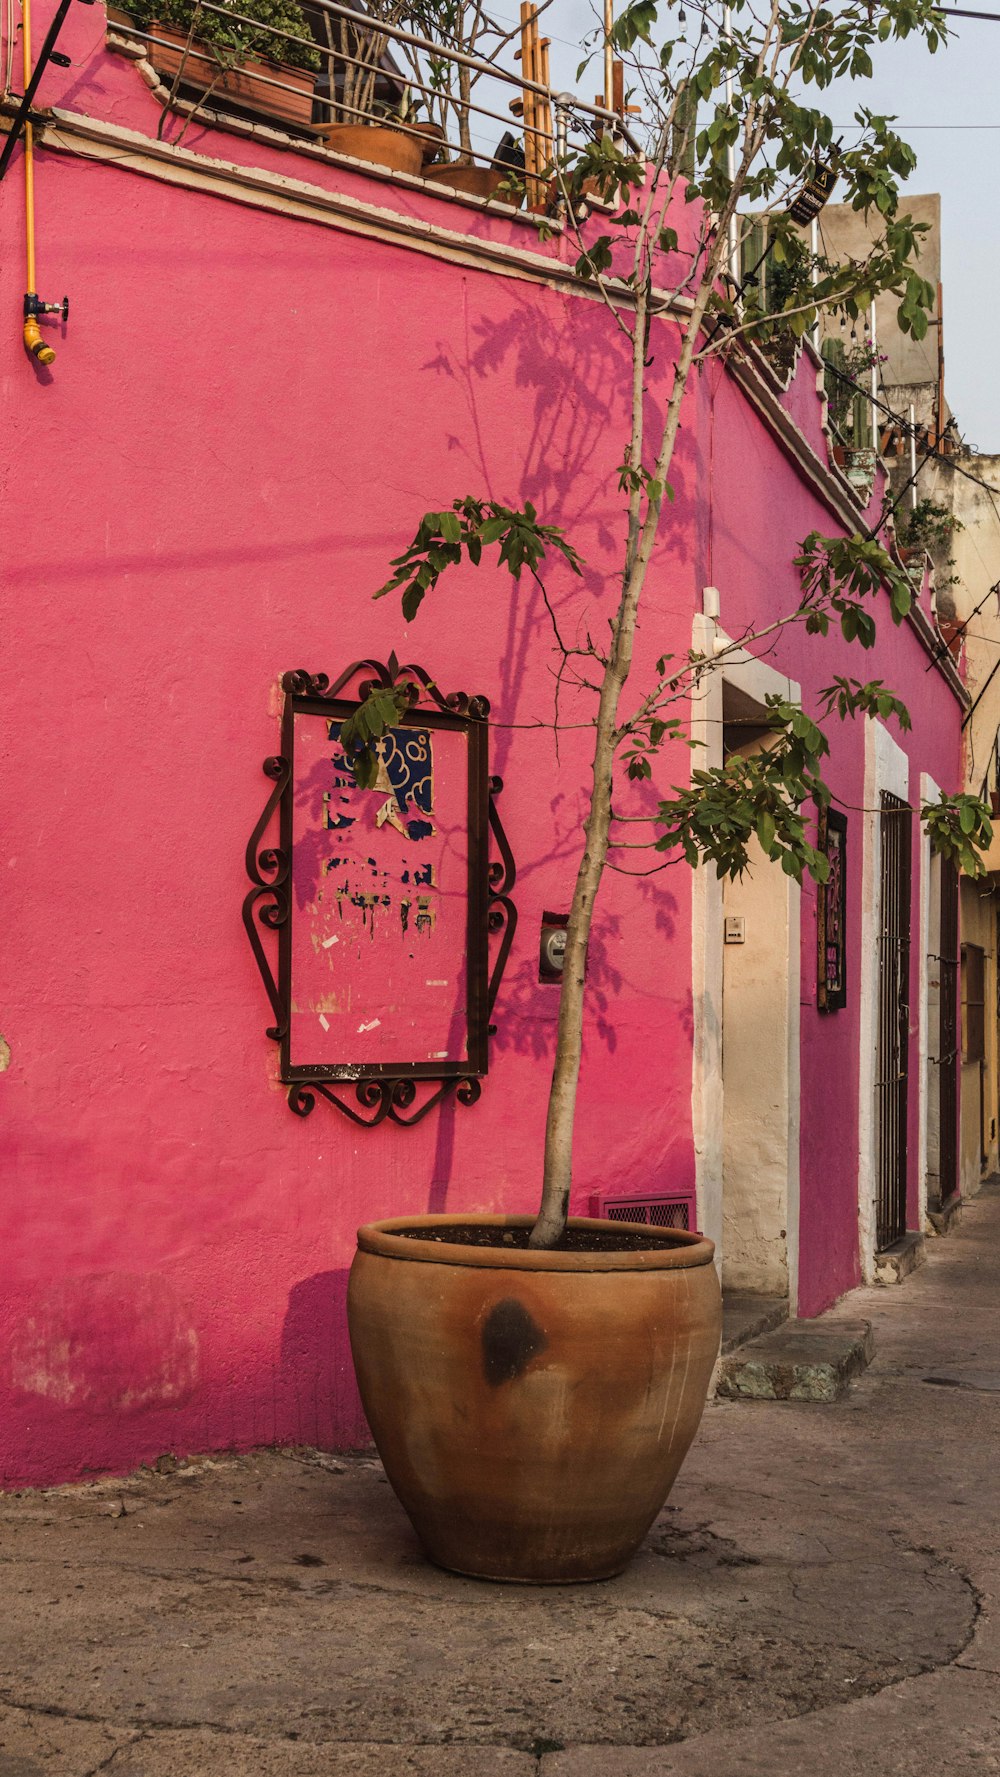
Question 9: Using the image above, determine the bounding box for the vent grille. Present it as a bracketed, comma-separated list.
[590, 1192, 695, 1232]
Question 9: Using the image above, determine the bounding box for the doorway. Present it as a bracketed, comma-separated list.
[923, 848, 959, 1219]
[874, 791, 912, 1250]
[719, 683, 795, 1302]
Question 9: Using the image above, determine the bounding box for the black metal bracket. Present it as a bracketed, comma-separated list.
[243, 658, 517, 1125]
[0, 0, 88, 184]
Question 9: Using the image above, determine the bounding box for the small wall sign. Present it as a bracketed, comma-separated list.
[243, 656, 517, 1125]
[817, 805, 847, 1011]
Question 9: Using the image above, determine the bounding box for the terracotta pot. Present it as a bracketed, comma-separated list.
[406, 120, 447, 164]
[348, 1213, 721, 1583]
[424, 163, 524, 208]
[148, 23, 315, 128]
[319, 122, 423, 177]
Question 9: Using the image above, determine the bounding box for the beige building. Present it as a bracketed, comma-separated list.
[920, 450, 1000, 1202]
[818, 193, 1000, 1213]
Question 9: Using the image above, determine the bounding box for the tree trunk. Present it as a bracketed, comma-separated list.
[528, 279, 718, 1249]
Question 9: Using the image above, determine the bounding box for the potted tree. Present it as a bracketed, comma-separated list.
[336, 0, 990, 1583]
[312, 0, 426, 174]
[404, 0, 528, 203]
[315, 0, 526, 190]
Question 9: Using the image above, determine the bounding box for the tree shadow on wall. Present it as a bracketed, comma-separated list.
[418, 294, 694, 789]
[280, 1270, 369, 1450]
[427, 295, 694, 557]
[291, 755, 342, 910]
[488, 779, 681, 1058]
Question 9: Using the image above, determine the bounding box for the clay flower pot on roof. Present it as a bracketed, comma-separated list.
[423, 159, 525, 206]
[319, 120, 424, 176]
[408, 119, 447, 163]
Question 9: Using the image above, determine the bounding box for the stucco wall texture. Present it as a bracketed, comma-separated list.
[0, 1, 963, 1484]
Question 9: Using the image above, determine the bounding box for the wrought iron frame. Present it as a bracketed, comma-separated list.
[243, 655, 516, 1124]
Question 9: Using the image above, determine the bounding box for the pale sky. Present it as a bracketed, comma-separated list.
[489, 1, 1000, 451]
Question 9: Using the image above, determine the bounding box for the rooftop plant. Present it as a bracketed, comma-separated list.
[313, 0, 518, 151]
[397, 0, 510, 155]
[131, 0, 321, 70]
[898, 496, 962, 554]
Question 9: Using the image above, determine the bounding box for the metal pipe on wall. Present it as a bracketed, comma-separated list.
[20, 0, 56, 363]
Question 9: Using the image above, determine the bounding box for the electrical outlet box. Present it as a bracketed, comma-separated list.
[539, 912, 568, 983]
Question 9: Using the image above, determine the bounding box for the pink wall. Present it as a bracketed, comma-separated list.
[0, 3, 963, 1482]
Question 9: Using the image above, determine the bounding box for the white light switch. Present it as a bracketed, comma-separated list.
[724, 916, 745, 944]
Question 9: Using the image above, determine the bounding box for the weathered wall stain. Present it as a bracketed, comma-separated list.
[6, 1275, 199, 1414]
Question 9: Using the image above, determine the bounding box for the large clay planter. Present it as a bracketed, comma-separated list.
[319, 122, 423, 176]
[147, 23, 315, 128]
[348, 1214, 721, 1584]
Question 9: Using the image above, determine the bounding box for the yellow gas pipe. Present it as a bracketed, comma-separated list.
[21, 0, 56, 365]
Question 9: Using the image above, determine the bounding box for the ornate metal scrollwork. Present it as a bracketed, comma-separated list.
[286, 1075, 483, 1126]
[244, 661, 515, 1125]
[242, 754, 291, 1041]
[486, 774, 517, 1027]
[281, 653, 492, 722]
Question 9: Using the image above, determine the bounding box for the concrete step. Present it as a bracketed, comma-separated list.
[716, 1317, 875, 1404]
[873, 1231, 926, 1285]
[721, 1291, 790, 1354]
[927, 1193, 963, 1237]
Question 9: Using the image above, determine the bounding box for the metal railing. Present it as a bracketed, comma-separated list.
[109, 0, 639, 185]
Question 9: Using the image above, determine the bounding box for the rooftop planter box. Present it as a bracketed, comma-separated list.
[147, 21, 316, 128]
[124, 0, 320, 129]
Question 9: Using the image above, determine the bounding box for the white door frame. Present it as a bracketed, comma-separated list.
[918, 773, 941, 1234]
[690, 614, 802, 1311]
[857, 719, 911, 1278]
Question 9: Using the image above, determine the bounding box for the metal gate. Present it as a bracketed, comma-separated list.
[937, 860, 959, 1207]
[875, 792, 912, 1250]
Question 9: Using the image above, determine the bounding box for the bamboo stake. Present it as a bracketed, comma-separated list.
[513, 5, 552, 210]
[523, 4, 539, 207]
[538, 34, 552, 155]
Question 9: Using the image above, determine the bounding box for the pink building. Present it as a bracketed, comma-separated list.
[0, 0, 965, 1485]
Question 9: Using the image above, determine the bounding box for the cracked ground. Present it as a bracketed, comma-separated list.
[2, 1189, 1000, 1776]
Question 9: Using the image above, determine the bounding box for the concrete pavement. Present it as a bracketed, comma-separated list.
[2, 1187, 1000, 1776]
